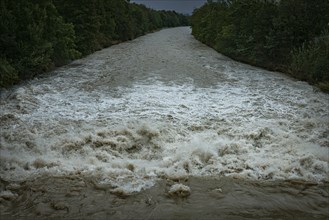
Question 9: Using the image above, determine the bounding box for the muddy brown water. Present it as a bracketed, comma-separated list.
[1, 176, 328, 219]
[1, 27, 328, 219]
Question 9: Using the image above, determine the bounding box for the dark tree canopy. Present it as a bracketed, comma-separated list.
[0, 0, 189, 88]
[191, 0, 329, 92]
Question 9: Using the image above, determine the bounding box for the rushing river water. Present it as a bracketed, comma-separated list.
[0, 27, 328, 219]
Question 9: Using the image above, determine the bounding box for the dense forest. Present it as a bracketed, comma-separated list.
[191, 0, 329, 92]
[0, 0, 189, 88]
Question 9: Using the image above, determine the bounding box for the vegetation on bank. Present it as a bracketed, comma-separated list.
[191, 0, 329, 92]
[0, 0, 189, 88]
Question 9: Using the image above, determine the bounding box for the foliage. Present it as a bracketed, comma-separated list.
[0, 0, 189, 88]
[191, 0, 329, 91]
[290, 30, 329, 92]
[0, 58, 19, 87]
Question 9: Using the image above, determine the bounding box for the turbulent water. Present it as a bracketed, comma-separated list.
[0, 27, 328, 219]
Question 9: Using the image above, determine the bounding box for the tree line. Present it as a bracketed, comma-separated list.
[0, 0, 189, 88]
[191, 0, 329, 92]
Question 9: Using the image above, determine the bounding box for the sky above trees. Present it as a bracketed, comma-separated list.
[130, 0, 206, 14]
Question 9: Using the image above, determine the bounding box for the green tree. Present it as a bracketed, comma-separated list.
[1, 0, 188, 88]
[191, 0, 329, 91]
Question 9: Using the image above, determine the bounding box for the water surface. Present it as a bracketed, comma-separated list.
[1, 27, 328, 219]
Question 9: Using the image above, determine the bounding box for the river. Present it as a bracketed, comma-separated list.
[0, 27, 328, 219]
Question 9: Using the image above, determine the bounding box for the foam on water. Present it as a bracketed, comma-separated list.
[0, 27, 328, 194]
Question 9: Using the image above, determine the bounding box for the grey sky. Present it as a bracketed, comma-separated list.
[130, 0, 207, 15]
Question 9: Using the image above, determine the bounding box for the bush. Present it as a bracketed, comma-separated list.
[0, 58, 19, 88]
[290, 30, 329, 91]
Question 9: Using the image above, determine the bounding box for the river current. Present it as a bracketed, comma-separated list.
[0, 27, 328, 219]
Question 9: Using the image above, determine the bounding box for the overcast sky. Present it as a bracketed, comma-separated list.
[130, 0, 207, 15]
